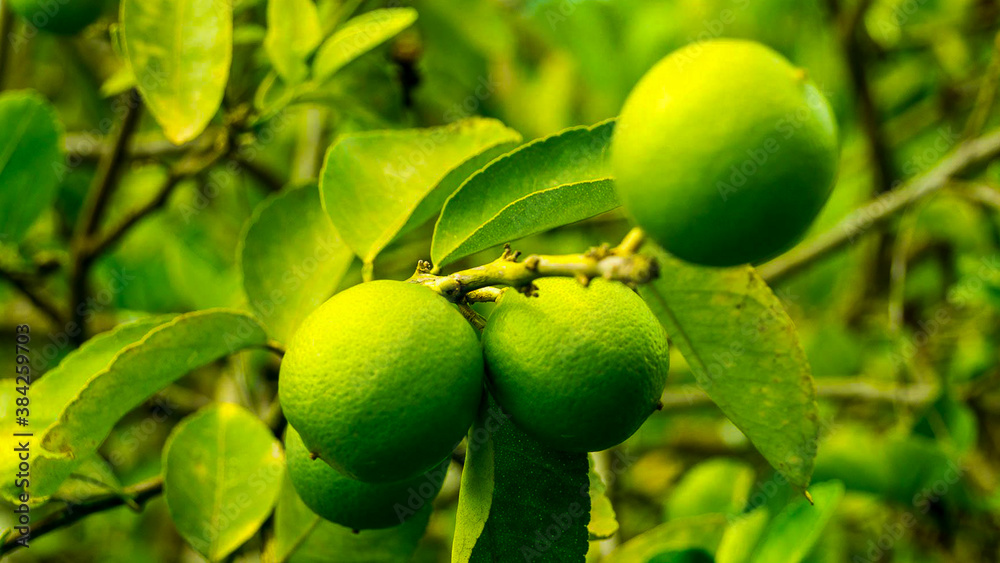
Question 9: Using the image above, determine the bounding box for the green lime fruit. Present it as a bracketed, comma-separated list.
[482, 278, 669, 452]
[279, 280, 483, 483]
[10, 0, 105, 35]
[611, 39, 839, 267]
[285, 425, 447, 530]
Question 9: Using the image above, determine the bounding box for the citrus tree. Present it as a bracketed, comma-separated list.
[1, 0, 999, 562]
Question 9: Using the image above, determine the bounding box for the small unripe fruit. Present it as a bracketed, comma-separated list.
[279, 280, 483, 483]
[285, 425, 447, 530]
[612, 39, 839, 267]
[482, 278, 669, 452]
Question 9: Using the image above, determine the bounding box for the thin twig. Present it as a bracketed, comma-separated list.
[75, 91, 144, 238]
[0, 268, 64, 325]
[457, 302, 487, 330]
[658, 378, 939, 411]
[64, 129, 220, 161]
[87, 140, 230, 259]
[0, 1, 12, 91]
[86, 173, 185, 258]
[0, 477, 163, 556]
[68, 92, 143, 343]
[827, 0, 894, 195]
[231, 153, 284, 192]
[964, 34, 1000, 139]
[759, 128, 1000, 283]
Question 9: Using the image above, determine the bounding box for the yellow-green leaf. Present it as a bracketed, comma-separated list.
[240, 183, 354, 343]
[748, 481, 844, 563]
[313, 8, 418, 83]
[604, 514, 728, 563]
[588, 454, 619, 541]
[319, 118, 521, 266]
[163, 404, 283, 561]
[265, 0, 322, 83]
[641, 246, 819, 490]
[122, 0, 233, 144]
[0, 310, 267, 503]
[431, 119, 616, 269]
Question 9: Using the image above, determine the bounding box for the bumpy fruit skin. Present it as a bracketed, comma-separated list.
[611, 39, 839, 267]
[9, 0, 105, 35]
[279, 280, 483, 483]
[482, 278, 669, 452]
[285, 425, 447, 530]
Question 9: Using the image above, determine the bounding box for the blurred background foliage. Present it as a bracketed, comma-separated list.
[2, 0, 1000, 561]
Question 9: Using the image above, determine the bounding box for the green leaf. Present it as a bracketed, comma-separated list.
[716, 508, 769, 563]
[0, 310, 267, 503]
[313, 8, 418, 83]
[273, 470, 431, 563]
[604, 514, 728, 563]
[121, 0, 233, 144]
[240, 183, 354, 343]
[265, 0, 322, 84]
[640, 247, 819, 490]
[0, 316, 168, 504]
[451, 405, 497, 562]
[436, 179, 618, 270]
[31, 316, 173, 425]
[666, 458, 755, 519]
[401, 138, 520, 235]
[0, 90, 63, 245]
[431, 119, 617, 269]
[163, 403, 283, 561]
[456, 399, 590, 563]
[319, 118, 521, 266]
[648, 549, 716, 563]
[587, 455, 618, 541]
[54, 455, 126, 504]
[748, 481, 844, 563]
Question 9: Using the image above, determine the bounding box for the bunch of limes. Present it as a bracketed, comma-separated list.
[278, 277, 669, 530]
[278, 38, 838, 531]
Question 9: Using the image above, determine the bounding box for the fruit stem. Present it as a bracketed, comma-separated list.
[407, 228, 657, 302]
[457, 303, 488, 330]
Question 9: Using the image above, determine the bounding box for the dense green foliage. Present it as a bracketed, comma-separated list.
[1, 0, 999, 562]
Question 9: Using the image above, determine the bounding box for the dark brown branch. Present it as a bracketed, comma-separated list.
[68, 93, 143, 344]
[0, 268, 64, 325]
[64, 129, 219, 161]
[75, 92, 143, 238]
[231, 153, 284, 192]
[0, 1, 12, 91]
[826, 0, 895, 195]
[0, 477, 163, 556]
[85, 173, 185, 258]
